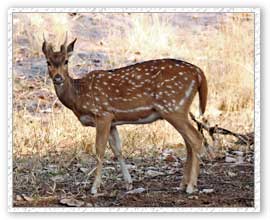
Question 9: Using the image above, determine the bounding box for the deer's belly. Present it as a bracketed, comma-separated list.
[112, 112, 161, 126]
[79, 115, 95, 126]
[78, 110, 161, 127]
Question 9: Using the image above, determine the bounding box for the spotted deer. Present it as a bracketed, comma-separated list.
[42, 34, 208, 194]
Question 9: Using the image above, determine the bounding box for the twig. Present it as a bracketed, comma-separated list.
[189, 112, 254, 146]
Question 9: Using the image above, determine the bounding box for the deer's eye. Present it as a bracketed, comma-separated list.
[47, 61, 51, 66]
[64, 60, 68, 65]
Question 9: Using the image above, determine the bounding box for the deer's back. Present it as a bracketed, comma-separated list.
[76, 59, 203, 124]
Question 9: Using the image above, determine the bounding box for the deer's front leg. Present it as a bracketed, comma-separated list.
[109, 126, 132, 190]
[91, 115, 112, 195]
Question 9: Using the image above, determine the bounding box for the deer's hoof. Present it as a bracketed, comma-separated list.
[186, 185, 194, 194]
[186, 184, 198, 194]
[126, 183, 133, 191]
[91, 187, 98, 195]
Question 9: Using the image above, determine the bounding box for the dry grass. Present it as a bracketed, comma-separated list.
[12, 13, 254, 160]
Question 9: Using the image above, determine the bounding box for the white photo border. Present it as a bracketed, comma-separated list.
[7, 7, 260, 212]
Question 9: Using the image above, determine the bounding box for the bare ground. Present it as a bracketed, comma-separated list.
[13, 149, 254, 208]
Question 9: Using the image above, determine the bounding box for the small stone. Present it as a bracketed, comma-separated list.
[173, 187, 182, 191]
[228, 171, 237, 177]
[201, 188, 214, 194]
[59, 198, 85, 207]
[126, 164, 137, 170]
[40, 108, 52, 113]
[232, 150, 244, 156]
[15, 195, 23, 201]
[21, 194, 34, 202]
[188, 195, 199, 200]
[103, 166, 115, 171]
[225, 156, 237, 163]
[79, 167, 89, 173]
[236, 156, 244, 164]
[85, 202, 94, 207]
[146, 170, 164, 177]
[50, 175, 65, 182]
[126, 187, 146, 194]
[147, 166, 157, 170]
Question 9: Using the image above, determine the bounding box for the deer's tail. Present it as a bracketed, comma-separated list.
[198, 71, 208, 115]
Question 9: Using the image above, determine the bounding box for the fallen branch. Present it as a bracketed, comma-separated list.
[189, 112, 254, 147]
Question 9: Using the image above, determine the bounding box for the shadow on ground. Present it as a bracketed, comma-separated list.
[13, 148, 254, 208]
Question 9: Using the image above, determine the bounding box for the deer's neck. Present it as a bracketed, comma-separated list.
[54, 75, 77, 110]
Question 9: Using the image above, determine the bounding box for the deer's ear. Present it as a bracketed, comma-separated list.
[42, 41, 53, 58]
[42, 41, 48, 57]
[67, 38, 77, 57]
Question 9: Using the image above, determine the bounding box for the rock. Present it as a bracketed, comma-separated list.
[225, 156, 237, 163]
[146, 170, 164, 177]
[232, 151, 244, 156]
[59, 198, 85, 207]
[147, 166, 157, 170]
[75, 181, 90, 186]
[225, 154, 245, 164]
[103, 166, 115, 171]
[227, 171, 237, 177]
[79, 167, 89, 173]
[126, 164, 137, 170]
[188, 195, 199, 200]
[46, 164, 58, 172]
[201, 188, 214, 194]
[85, 202, 94, 207]
[236, 156, 244, 164]
[173, 187, 182, 191]
[166, 169, 177, 175]
[40, 108, 52, 113]
[15, 195, 23, 201]
[50, 175, 66, 182]
[21, 194, 34, 202]
[172, 161, 181, 167]
[126, 187, 146, 194]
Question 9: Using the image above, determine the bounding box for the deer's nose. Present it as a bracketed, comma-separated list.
[53, 74, 64, 85]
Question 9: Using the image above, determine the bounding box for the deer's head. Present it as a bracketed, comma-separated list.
[42, 34, 77, 86]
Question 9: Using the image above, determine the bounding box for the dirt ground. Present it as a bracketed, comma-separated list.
[13, 150, 254, 208]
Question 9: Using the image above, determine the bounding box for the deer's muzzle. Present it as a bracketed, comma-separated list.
[53, 74, 64, 85]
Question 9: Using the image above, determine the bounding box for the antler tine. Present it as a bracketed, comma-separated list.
[43, 33, 46, 42]
[63, 31, 68, 46]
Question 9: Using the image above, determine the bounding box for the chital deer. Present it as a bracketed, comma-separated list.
[42, 34, 207, 195]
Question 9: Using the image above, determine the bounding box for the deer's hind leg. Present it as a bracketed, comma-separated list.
[162, 112, 203, 194]
[109, 126, 132, 190]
